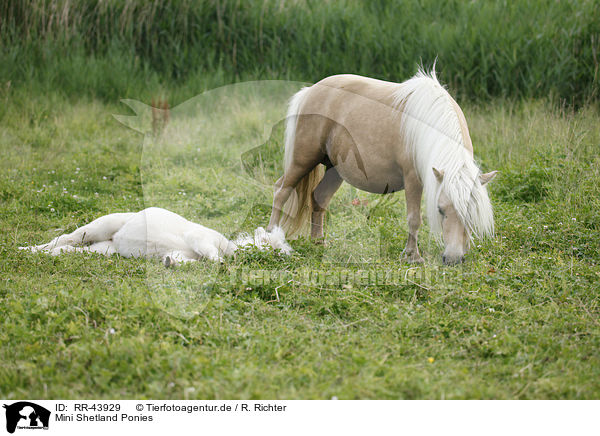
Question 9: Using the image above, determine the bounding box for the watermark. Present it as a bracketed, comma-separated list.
[229, 266, 452, 288]
[113, 78, 495, 317]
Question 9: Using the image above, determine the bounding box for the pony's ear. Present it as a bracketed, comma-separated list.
[432, 167, 444, 183]
[479, 171, 498, 185]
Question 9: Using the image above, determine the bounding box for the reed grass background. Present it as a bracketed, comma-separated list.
[1, 0, 598, 104]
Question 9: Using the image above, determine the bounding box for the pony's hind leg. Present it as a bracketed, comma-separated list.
[311, 166, 343, 240]
[267, 176, 292, 231]
[268, 112, 329, 234]
[267, 170, 314, 232]
[22, 212, 135, 253]
[267, 156, 325, 232]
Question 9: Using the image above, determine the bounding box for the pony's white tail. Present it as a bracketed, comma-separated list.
[279, 86, 325, 237]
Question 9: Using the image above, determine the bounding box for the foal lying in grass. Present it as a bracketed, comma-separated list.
[20, 207, 291, 266]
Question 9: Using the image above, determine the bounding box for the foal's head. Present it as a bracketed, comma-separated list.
[433, 167, 497, 265]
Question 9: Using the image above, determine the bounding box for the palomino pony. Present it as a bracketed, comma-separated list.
[267, 69, 497, 265]
[21, 207, 291, 266]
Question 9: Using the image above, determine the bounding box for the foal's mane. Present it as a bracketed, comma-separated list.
[392, 68, 494, 240]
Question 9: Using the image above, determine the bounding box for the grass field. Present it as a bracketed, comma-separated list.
[1, 82, 599, 399]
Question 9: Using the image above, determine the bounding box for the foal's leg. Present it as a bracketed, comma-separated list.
[311, 166, 343, 240]
[191, 243, 222, 262]
[402, 174, 425, 263]
[87, 240, 117, 256]
[23, 213, 135, 252]
[49, 242, 114, 256]
[163, 251, 197, 268]
[48, 245, 86, 256]
[183, 231, 223, 263]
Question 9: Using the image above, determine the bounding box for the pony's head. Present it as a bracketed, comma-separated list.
[432, 167, 497, 265]
[393, 67, 498, 265]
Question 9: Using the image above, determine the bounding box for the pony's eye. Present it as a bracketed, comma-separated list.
[438, 207, 445, 216]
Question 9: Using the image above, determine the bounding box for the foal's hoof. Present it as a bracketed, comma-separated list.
[163, 256, 176, 268]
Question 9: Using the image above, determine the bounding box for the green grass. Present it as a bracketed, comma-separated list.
[1, 85, 599, 399]
[1, 0, 599, 104]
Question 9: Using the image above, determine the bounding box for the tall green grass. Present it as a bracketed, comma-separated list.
[1, 0, 598, 104]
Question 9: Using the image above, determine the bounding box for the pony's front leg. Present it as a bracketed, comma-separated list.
[402, 174, 424, 264]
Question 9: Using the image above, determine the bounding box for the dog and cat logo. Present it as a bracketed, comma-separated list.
[3, 402, 50, 433]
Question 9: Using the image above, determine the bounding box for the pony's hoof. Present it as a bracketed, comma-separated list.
[402, 251, 424, 264]
[312, 238, 326, 246]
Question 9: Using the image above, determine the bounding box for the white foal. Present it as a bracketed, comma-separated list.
[20, 207, 291, 266]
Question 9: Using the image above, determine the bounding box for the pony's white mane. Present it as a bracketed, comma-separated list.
[392, 68, 494, 240]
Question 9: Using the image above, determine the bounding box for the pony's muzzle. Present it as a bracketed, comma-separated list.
[442, 254, 465, 265]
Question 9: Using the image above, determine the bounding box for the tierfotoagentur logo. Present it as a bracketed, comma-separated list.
[3, 402, 50, 433]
